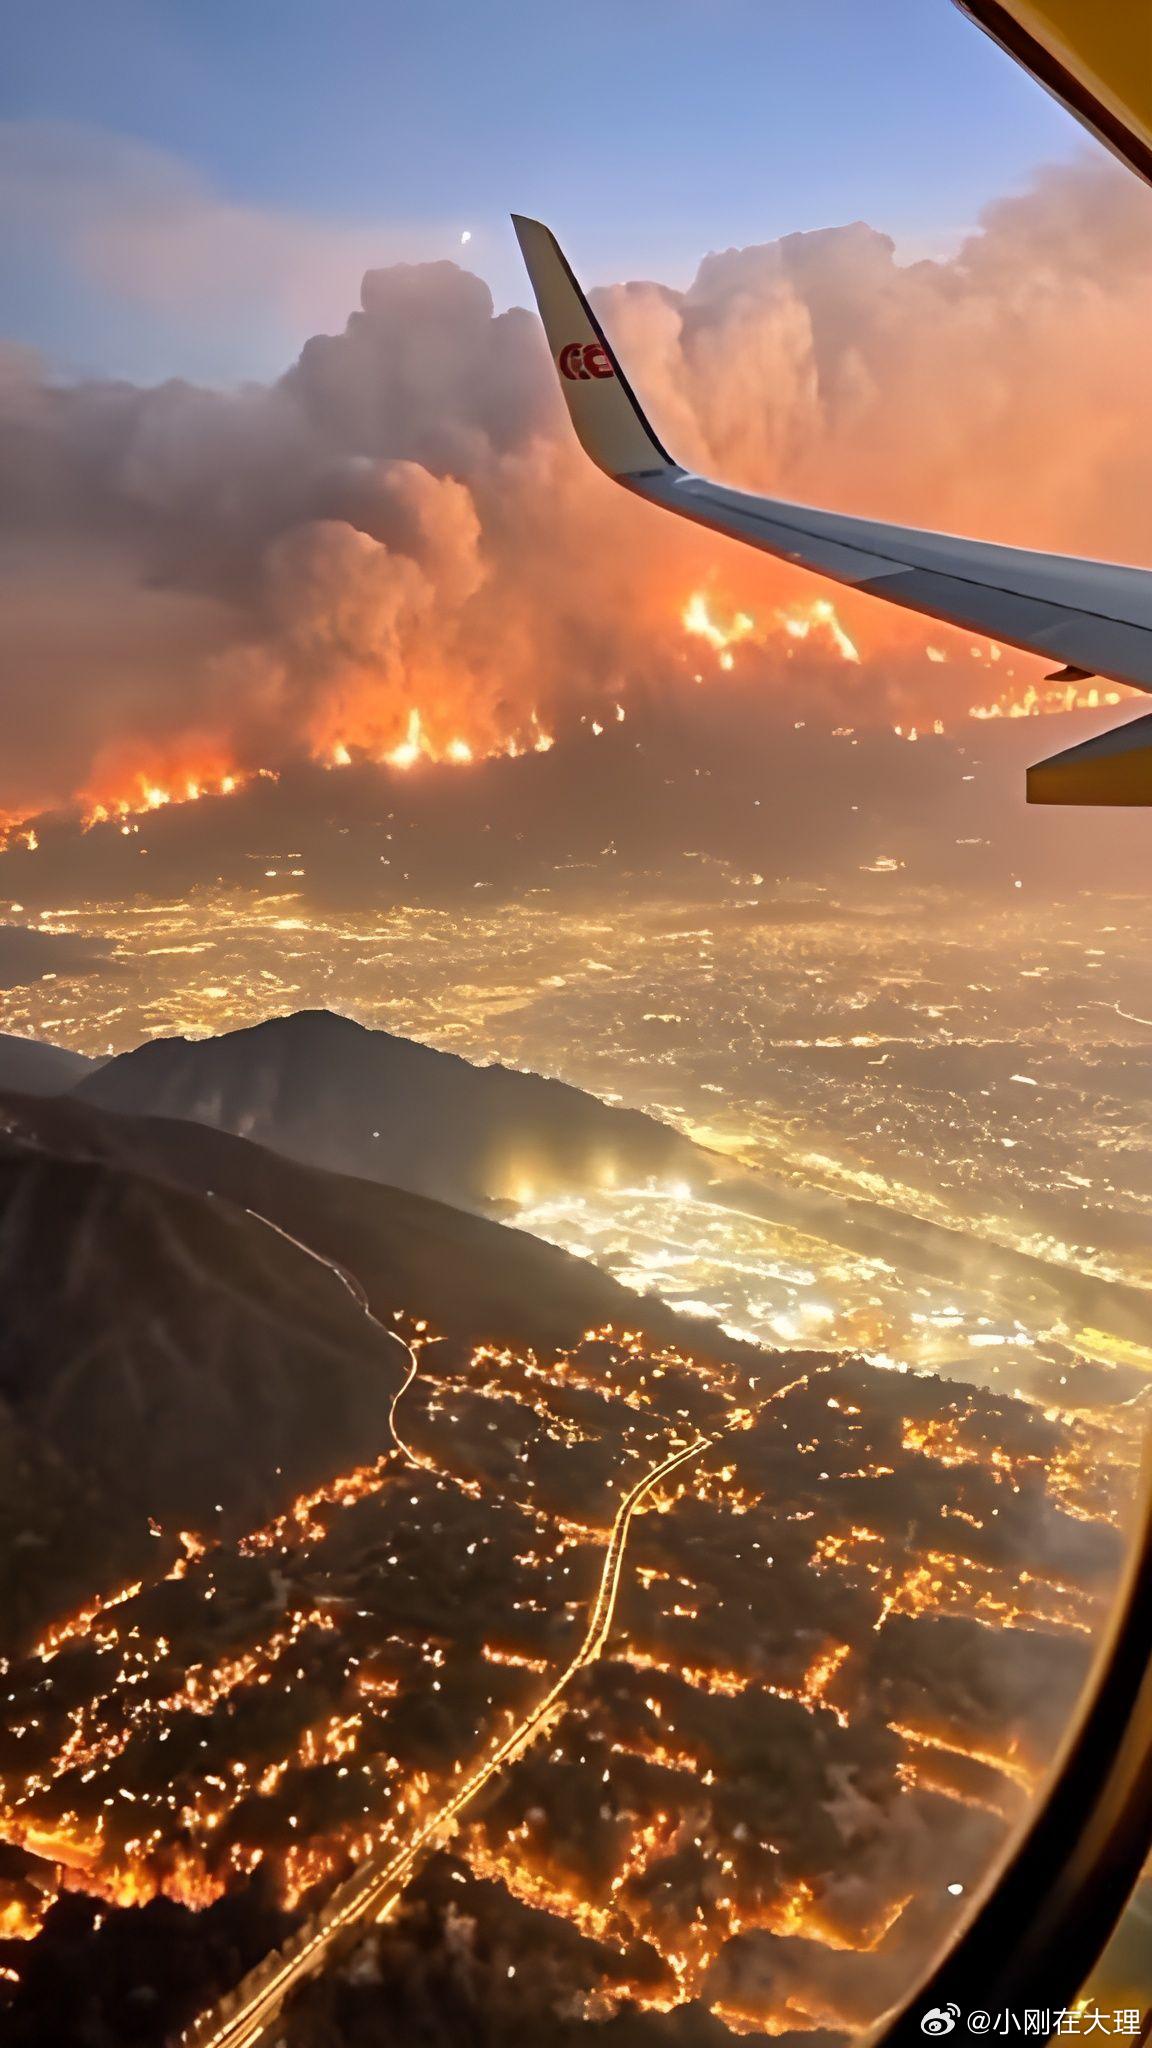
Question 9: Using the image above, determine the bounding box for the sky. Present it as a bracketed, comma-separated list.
[2, 0, 1081, 384]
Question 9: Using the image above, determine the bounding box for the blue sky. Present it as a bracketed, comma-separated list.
[2, 0, 1085, 384]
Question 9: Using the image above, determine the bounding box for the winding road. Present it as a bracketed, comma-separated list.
[180, 1228, 712, 2047]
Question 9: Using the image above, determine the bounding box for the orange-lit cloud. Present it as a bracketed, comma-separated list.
[2, 155, 1151, 831]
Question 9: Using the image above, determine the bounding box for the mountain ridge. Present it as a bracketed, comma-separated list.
[73, 1008, 703, 1213]
[0, 1031, 100, 1096]
[0, 1082, 762, 1650]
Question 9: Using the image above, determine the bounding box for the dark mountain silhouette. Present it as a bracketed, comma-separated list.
[0, 1137, 396, 1649]
[73, 1009, 700, 1211]
[0, 1089, 727, 1359]
[0, 1032, 99, 1096]
[0, 1088, 752, 1651]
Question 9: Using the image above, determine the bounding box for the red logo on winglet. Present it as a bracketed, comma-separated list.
[559, 341, 615, 381]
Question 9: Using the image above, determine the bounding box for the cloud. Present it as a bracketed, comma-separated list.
[2, 152, 1152, 832]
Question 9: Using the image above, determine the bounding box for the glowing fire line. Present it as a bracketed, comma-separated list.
[682, 590, 860, 670]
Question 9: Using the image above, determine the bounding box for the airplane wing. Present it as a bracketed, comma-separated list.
[512, 212, 1152, 802]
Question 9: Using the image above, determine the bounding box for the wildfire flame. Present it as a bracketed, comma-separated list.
[681, 591, 860, 670]
[969, 678, 1130, 720]
[2, 573, 1133, 853]
[385, 709, 425, 770]
[0, 709, 561, 845]
[779, 597, 860, 664]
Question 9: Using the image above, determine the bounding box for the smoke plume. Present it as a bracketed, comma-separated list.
[3, 156, 1152, 825]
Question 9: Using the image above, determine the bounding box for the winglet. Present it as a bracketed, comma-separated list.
[1028, 709, 1152, 804]
[512, 215, 678, 480]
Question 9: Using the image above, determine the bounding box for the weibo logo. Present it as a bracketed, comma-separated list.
[559, 341, 615, 381]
